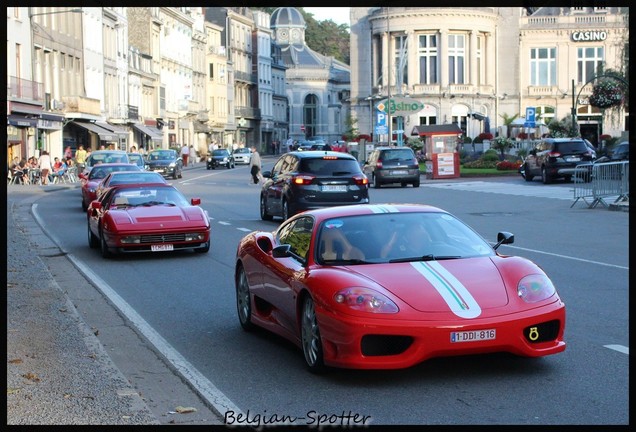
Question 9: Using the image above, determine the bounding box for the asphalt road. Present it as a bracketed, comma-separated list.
[6, 159, 629, 425]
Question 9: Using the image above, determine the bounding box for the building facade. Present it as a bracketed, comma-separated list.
[349, 6, 628, 146]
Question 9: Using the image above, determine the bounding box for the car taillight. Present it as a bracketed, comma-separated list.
[548, 151, 561, 158]
[353, 174, 369, 186]
[292, 174, 315, 185]
[375, 161, 383, 168]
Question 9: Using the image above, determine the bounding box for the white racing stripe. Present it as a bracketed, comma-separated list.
[411, 261, 482, 319]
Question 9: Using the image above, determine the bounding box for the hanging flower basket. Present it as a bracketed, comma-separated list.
[589, 79, 624, 109]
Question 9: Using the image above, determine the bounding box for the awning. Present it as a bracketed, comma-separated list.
[7, 115, 38, 127]
[71, 120, 118, 141]
[40, 112, 65, 122]
[133, 123, 163, 141]
[10, 105, 43, 116]
[96, 121, 129, 138]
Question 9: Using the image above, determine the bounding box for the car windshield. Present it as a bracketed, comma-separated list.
[87, 152, 129, 166]
[110, 187, 188, 208]
[234, 148, 250, 154]
[213, 150, 229, 156]
[149, 151, 174, 161]
[108, 173, 164, 185]
[300, 158, 362, 175]
[315, 212, 494, 265]
[89, 165, 138, 180]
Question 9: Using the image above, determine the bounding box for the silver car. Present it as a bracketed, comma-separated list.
[232, 147, 252, 165]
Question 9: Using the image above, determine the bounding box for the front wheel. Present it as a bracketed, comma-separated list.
[523, 163, 534, 182]
[282, 199, 291, 221]
[87, 221, 98, 248]
[541, 166, 552, 184]
[236, 265, 255, 331]
[301, 296, 325, 373]
[100, 228, 113, 258]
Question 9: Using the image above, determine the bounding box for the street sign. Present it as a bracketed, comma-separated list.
[376, 97, 425, 116]
[376, 111, 387, 127]
[525, 106, 536, 128]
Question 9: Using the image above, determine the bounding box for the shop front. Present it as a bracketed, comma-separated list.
[412, 124, 463, 180]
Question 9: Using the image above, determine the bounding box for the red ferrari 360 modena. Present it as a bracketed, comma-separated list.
[235, 203, 566, 372]
[87, 183, 210, 258]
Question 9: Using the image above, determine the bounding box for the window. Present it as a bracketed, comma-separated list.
[418, 34, 438, 84]
[530, 47, 557, 85]
[277, 216, 314, 262]
[476, 36, 484, 86]
[209, 63, 214, 80]
[394, 35, 408, 86]
[447, 34, 465, 84]
[577, 47, 604, 84]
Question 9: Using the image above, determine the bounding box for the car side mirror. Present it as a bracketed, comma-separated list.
[493, 231, 514, 250]
[272, 244, 293, 258]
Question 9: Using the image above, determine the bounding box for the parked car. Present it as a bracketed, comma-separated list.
[296, 141, 315, 151]
[83, 150, 130, 176]
[87, 183, 210, 258]
[235, 203, 566, 372]
[610, 142, 629, 161]
[583, 139, 598, 160]
[207, 148, 235, 169]
[362, 146, 421, 188]
[144, 149, 183, 179]
[232, 147, 252, 165]
[128, 153, 146, 169]
[95, 170, 167, 200]
[260, 151, 370, 221]
[521, 138, 595, 184]
[79, 163, 142, 211]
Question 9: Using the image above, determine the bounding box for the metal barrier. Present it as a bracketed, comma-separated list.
[571, 160, 629, 208]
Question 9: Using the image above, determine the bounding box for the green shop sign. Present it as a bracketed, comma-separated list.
[376, 97, 424, 116]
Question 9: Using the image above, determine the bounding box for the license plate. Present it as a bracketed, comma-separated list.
[151, 244, 173, 252]
[321, 185, 347, 192]
[450, 329, 496, 343]
[566, 156, 581, 162]
[391, 170, 408, 175]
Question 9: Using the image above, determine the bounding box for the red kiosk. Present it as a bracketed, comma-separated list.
[411, 124, 462, 179]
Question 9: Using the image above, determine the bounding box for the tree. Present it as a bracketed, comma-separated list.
[491, 136, 513, 160]
[342, 114, 359, 142]
[499, 113, 519, 138]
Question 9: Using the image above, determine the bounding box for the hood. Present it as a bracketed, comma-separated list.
[111, 206, 206, 225]
[146, 160, 174, 167]
[349, 258, 509, 318]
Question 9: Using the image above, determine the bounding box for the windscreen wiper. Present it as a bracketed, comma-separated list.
[389, 255, 460, 263]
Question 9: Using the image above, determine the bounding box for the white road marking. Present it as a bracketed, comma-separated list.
[497, 244, 629, 270]
[604, 344, 629, 355]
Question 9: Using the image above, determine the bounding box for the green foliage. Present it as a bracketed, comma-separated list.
[482, 149, 500, 162]
[547, 115, 578, 138]
[406, 137, 423, 152]
[342, 114, 359, 141]
[463, 159, 499, 169]
[490, 136, 513, 159]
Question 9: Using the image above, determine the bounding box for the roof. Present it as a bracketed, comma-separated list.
[411, 124, 463, 136]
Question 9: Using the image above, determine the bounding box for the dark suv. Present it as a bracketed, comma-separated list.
[362, 146, 420, 188]
[610, 142, 629, 161]
[260, 151, 370, 221]
[207, 148, 235, 169]
[522, 138, 595, 184]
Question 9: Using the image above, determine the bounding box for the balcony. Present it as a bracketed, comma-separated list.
[235, 70, 257, 84]
[7, 76, 44, 103]
[235, 106, 261, 120]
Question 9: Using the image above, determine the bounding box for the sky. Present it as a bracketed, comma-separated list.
[304, 7, 350, 27]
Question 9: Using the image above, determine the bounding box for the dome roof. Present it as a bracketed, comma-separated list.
[270, 7, 306, 29]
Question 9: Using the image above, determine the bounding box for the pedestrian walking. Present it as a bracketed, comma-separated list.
[180, 143, 190, 167]
[249, 146, 263, 185]
[38, 150, 52, 185]
[75, 145, 87, 173]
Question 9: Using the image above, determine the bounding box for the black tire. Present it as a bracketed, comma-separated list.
[260, 195, 273, 221]
[178, 167, 183, 179]
[87, 221, 98, 248]
[100, 228, 113, 258]
[401, 182, 407, 187]
[173, 169, 178, 180]
[301, 295, 325, 373]
[195, 241, 210, 253]
[541, 166, 552, 184]
[82, 198, 88, 212]
[206, 165, 211, 170]
[413, 178, 420, 187]
[236, 265, 255, 331]
[523, 164, 534, 182]
[282, 199, 291, 221]
[372, 174, 381, 189]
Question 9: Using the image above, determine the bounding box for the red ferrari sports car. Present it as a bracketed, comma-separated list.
[235, 204, 566, 372]
[87, 183, 210, 257]
[79, 163, 141, 211]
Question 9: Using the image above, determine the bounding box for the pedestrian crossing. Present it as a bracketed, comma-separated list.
[422, 180, 575, 201]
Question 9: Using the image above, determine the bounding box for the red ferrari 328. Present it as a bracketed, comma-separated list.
[234, 203, 566, 372]
[87, 183, 210, 258]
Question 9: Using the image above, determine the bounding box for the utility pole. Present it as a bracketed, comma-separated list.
[386, 7, 392, 145]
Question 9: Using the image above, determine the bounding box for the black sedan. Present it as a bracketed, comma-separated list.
[207, 149, 235, 169]
[144, 149, 183, 179]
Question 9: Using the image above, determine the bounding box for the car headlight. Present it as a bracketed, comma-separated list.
[334, 287, 399, 313]
[517, 274, 556, 303]
[169, 162, 176, 167]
